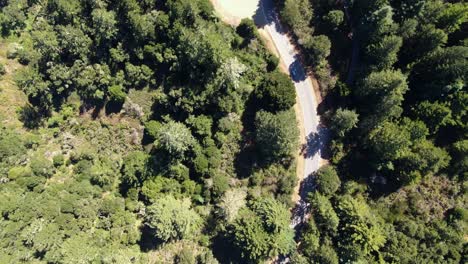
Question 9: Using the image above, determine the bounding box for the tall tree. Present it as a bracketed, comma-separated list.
[156, 121, 196, 160]
[255, 109, 299, 163]
[255, 71, 296, 113]
[145, 196, 202, 243]
[230, 197, 295, 262]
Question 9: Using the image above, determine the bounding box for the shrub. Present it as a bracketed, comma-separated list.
[266, 54, 279, 71]
[237, 18, 257, 40]
[315, 166, 341, 196]
[8, 166, 32, 179]
[0, 63, 6, 76]
[255, 71, 296, 112]
[30, 156, 54, 178]
[108, 85, 126, 103]
[53, 154, 65, 167]
[145, 120, 162, 141]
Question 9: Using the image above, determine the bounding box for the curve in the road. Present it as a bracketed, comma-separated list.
[254, 0, 328, 228]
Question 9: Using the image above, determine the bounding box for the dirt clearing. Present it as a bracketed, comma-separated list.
[211, 0, 260, 25]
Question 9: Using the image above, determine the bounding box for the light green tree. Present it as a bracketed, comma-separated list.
[145, 196, 202, 243]
[156, 121, 196, 159]
[330, 108, 359, 137]
[309, 193, 339, 235]
[230, 197, 295, 262]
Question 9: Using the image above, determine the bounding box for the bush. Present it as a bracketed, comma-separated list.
[237, 18, 257, 40]
[108, 85, 126, 103]
[266, 54, 279, 71]
[30, 156, 54, 178]
[324, 10, 344, 30]
[0, 63, 6, 76]
[53, 154, 65, 167]
[145, 120, 162, 141]
[8, 166, 33, 179]
[255, 71, 296, 112]
[315, 166, 341, 196]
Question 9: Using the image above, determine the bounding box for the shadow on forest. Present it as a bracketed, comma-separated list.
[138, 225, 160, 252]
[235, 93, 259, 178]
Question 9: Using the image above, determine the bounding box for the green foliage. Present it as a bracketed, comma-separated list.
[315, 244, 339, 264]
[108, 85, 126, 104]
[309, 193, 339, 235]
[141, 176, 182, 202]
[255, 71, 296, 112]
[336, 195, 386, 260]
[186, 115, 213, 139]
[304, 35, 331, 66]
[366, 35, 402, 71]
[281, 0, 313, 42]
[410, 46, 468, 101]
[323, 10, 344, 30]
[356, 70, 408, 130]
[237, 18, 258, 40]
[451, 140, 468, 178]
[300, 219, 320, 257]
[0, 62, 5, 76]
[255, 109, 299, 163]
[0, 0, 27, 35]
[230, 197, 295, 262]
[30, 155, 54, 178]
[2, 0, 464, 261]
[121, 151, 149, 188]
[329, 108, 359, 137]
[156, 121, 196, 159]
[8, 166, 32, 180]
[367, 121, 411, 168]
[285, 0, 468, 261]
[52, 154, 65, 167]
[145, 196, 202, 243]
[315, 165, 341, 196]
[0, 129, 26, 171]
[145, 120, 162, 141]
[436, 2, 468, 34]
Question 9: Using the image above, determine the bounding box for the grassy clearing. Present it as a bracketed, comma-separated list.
[0, 40, 28, 130]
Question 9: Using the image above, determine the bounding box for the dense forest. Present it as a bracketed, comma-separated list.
[278, 0, 467, 263]
[0, 0, 299, 263]
[0, 0, 466, 263]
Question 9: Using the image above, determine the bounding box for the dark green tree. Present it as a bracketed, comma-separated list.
[315, 165, 341, 196]
[255, 71, 296, 112]
[255, 110, 299, 163]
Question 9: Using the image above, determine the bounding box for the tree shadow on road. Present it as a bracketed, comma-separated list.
[302, 125, 331, 160]
[289, 56, 307, 82]
[253, 0, 287, 34]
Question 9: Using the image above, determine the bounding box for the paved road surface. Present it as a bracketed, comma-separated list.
[254, 0, 328, 228]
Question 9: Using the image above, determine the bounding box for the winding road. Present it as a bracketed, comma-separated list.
[211, 0, 328, 229]
[254, 0, 327, 228]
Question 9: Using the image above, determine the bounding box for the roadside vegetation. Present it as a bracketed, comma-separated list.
[279, 0, 467, 263]
[0, 0, 466, 263]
